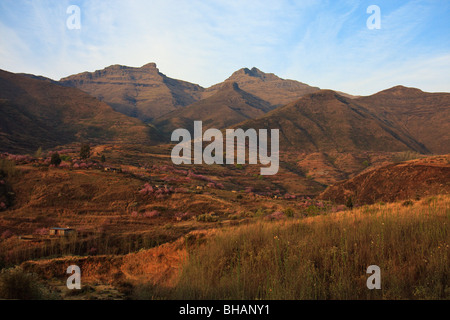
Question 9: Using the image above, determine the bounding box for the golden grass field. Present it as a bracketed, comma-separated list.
[0, 147, 448, 300]
[134, 195, 449, 300]
[1, 194, 447, 300]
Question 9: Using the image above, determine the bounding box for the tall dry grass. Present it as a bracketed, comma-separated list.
[0, 230, 178, 268]
[0, 159, 18, 178]
[135, 195, 449, 300]
[0, 267, 56, 300]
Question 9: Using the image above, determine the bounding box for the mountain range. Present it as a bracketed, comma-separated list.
[1, 63, 449, 155]
[60, 63, 204, 122]
[237, 89, 432, 153]
[202, 67, 320, 106]
[355, 86, 450, 154]
[60, 64, 320, 123]
[154, 81, 274, 136]
[0, 69, 156, 154]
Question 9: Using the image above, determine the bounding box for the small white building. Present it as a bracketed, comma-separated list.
[49, 227, 76, 236]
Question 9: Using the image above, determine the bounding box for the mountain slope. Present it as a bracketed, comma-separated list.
[154, 81, 274, 136]
[204, 67, 320, 107]
[355, 86, 450, 154]
[0, 69, 156, 154]
[236, 90, 429, 153]
[318, 155, 450, 205]
[60, 63, 204, 122]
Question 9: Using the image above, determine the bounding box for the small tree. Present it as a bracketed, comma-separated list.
[80, 144, 91, 160]
[34, 147, 42, 159]
[50, 153, 61, 166]
[284, 207, 295, 218]
[346, 196, 354, 209]
[100, 154, 106, 163]
[0, 268, 47, 300]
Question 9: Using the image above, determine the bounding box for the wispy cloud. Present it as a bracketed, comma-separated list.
[283, 1, 450, 94]
[0, 0, 448, 94]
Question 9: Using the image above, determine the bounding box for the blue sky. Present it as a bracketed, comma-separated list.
[0, 0, 449, 95]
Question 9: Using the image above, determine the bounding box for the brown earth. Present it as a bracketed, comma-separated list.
[318, 155, 450, 205]
[5, 68, 449, 160]
[0, 145, 436, 271]
[60, 65, 320, 126]
[203, 67, 320, 107]
[60, 63, 204, 122]
[0, 70, 158, 154]
[236, 90, 429, 153]
[20, 230, 212, 288]
[0, 144, 322, 267]
[1, 149, 448, 299]
[154, 81, 274, 136]
[356, 86, 450, 154]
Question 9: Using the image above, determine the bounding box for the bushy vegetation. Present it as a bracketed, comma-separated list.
[34, 147, 43, 159]
[0, 159, 17, 210]
[0, 222, 189, 267]
[80, 143, 91, 160]
[196, 213, 219, 222]
[283, 207, 295, 218]
[60, 155, 72, 162]
[0, 159, 18, 178]
[0, 267, 53, 300]
[50, 153, 61, 166]
[135, 196, 449, 300]
[393, 151, 423, 163]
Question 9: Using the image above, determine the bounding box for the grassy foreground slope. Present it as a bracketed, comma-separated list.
[138, 195, 449, 300]
[319, 155, 450, 205]
[3, 195, 448, 300]
[0, 147, 448, 300]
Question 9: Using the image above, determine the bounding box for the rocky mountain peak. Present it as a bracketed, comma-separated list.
[229, 67, 279, 81]
[220, 81, 241, 91]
